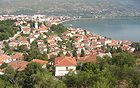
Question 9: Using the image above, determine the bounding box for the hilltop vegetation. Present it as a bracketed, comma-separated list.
[0, 20, 18, 41]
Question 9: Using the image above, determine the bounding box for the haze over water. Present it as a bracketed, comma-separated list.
[64, 17, 140, 42]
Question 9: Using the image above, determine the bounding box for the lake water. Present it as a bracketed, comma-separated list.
[64, 17, 140, 42]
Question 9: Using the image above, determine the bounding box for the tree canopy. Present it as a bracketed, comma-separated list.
[0, 20, 18, 41]
[64, 52, 140, 88]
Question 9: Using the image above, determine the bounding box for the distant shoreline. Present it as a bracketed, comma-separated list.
[63, 16, 140, 42]
[61, 16, 140, 25]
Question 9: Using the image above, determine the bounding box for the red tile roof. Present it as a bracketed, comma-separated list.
[22, 27, 30, 32]
[78, 54, 97, 63]
[55, 56, 77, 66]
[40, 24, 48, 29]
[0, 61, 3, 65]
[38, 24, 48, 32]
[8, 61, 29, 71]
[31, 59, 48, 65]
[18, 37, 28, 42]
[11, 53, 24, 60]
[0, 54, 11, 61]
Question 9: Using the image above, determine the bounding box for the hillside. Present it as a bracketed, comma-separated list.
[0, 0, 140, 17]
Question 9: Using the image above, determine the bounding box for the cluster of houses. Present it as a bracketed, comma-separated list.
[0, 15, 136, 76]
[0, 14, 71, 25]
[0, 52, 48, 75]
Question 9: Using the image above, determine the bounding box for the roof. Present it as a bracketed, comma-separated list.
[78, 54, 97, 63]
[18, 37, 28, 42]
[11, 53, 24, 60]
[0, 54, 11, 61]
[38, 24, 48, 31]
[40, 24, 48, 29]
[22, 26, 30, 32]
[0, 61, 3, 65]
[8, 61, 29, 71]
[55, 56, 77, 66]
[9, 41, 18, 46]
[31, 59, 48, 65]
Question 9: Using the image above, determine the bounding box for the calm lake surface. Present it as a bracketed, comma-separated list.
[64, 17, 140, 42]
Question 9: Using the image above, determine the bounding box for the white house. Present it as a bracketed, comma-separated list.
[104, 40, 112, 45]
[21, 26, 31, 34]
[54, 56, 77, 76]
[97, 52, 112, 58]
[29, 35, 36, 43]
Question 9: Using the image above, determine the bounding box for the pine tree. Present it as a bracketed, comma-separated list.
[80, 49, 85, 57]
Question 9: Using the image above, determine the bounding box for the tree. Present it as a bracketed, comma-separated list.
[22, 75, 36, 88]
[3, 66, 17, 85]
[0, 20, 18, 41]
[22, 62, 43, 88]
[23, 62, 66, 88]
[111, 52, 136, 67]
[24, 62, 43, 76]
[50, 24, 68, 35]
[80, 49, 85, 57]
[3, 41, 10, 52]
[116, 47, 123, 53]
[84, 30, 87, 35]
[64, 73, 77, 88]
[0, 63, 8, 69]
[16, 45, 28, 52]
[97, 56, 112, 71]
[72, 49, 77, 57]
[0, 78, 14, 88]
[24, 45, 44, 61]
[130, 70, 140, 88]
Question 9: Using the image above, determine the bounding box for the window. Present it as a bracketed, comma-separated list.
[66, 67, 68, 71]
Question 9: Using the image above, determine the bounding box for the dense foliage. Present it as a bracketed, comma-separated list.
[0, 20, 18, 41]
[0, 62, 66, 88]
[63, 52, 140, 88]
[50, 24, 68, 35]
[0, 52, 139, 88]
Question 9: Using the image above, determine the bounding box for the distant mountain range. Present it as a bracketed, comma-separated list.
[0, 0, 140, 17]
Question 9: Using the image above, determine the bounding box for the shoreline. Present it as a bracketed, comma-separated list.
[61, 16, 140, 24]
[61, 17, 140, 42]
[65, 16, 140, 22]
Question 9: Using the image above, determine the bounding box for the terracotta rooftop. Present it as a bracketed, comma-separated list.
[0, 54, 11, 61]
[8, 61, 29, 71]
[18, 37, 28, 42]
[0, 61, 3, 65]
[38, 24, 48, 31]
[11, 53, 24, 60]
[40, 24, 48, 29]
[78, 54, 97, 63]
[22, 26, 30, 32]
[31, 59, 48, 65]
[55, 56, 77, 66]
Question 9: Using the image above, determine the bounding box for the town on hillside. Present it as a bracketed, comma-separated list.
[0, 14, 136, 77]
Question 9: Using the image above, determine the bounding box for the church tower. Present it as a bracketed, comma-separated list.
[35, 22, 38, 29]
